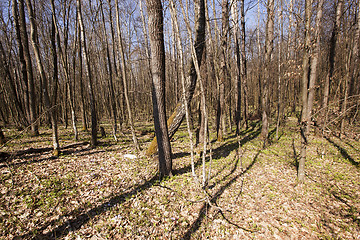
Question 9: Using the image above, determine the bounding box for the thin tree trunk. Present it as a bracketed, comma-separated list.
[169, 0, 197, 179]
[261, 0, 275, 145]
[101, 0, 118, 142]
[12, 0, 30, 125]
[231, 0, 242, 134]
[275, 0, 283, 140]
[115, 0, 140, 152]
[322, 0, 343, 128]
[50, 0, 60, 156]
[239, 0, 248, 129]
[77, 0, 97, 146]
[145, 0, 172, 178]
[298, 0, 323, 182]
[77, 20, 87, 132]
[18, 0, 38, 136]
[25, 0, 60, 155]
[257, 0, 262, 116]
[346, 0, 360, 125]
[180, 0, 208, 185]
[217, 0, 229, 142]
[54, 11, 78, 140]
[0, 40, 28, 128]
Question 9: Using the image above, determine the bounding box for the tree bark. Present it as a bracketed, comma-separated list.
[0, 39, 28, 128]
[275, 0, 283, 140]
[18, 0, 38, 136]
[145, 0, 173, 178]
[0, 126, 5, 145]
[322, 0, 343, 127]
[12, 0, 30, 126]
[77, 0, 98, 147]
[115, 0, 140, 152]
[231, 0, 242, 135]
[53, 3, 78, 141]
[298, 0, 323, 183]
[145, 0, 206, 156]
[169, 0, 197, 178]
[240, 0, 249, 130]
[216, 0, 229, 142]
[101, 0, 118, 142]
[261, 0, 275, 144]
[25, 0, 60, 155]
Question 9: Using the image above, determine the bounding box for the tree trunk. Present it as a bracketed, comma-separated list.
[77, 0, 97, 147]
[101, 0, 118, 142]
[216, 0, 229, 142]
[322, 0, 343, 127]
[231, 0, 242, 134]
[169, 0, 197, 178]
[18, 0, 38, 136]
[239, 0, 249, 130]
[257, 0, 262, 116]
[115, 0, 140, 152]
[53, 5, 78, 141]
[145, 0, 173, 178]
[275, 0, 283, 140]
[25, 0, 60, 155]
[77, 24, 87, 132]
[145, 0, 206, 156]
[261, 0, 275, 144]
[0, 40, 28, 128]
[12, 0, 30, 126]
[347, 0, 360, 124]
[298, 0, 323, 183]
[298, 0, 313, 183]
[50, 0, 60, 156]
[0, 126, 5, 145]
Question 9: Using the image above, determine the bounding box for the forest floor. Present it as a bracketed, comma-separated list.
[0, 117, 359, 239]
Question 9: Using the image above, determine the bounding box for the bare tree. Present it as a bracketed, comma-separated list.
[322, 0, 343, 128]
[115, 0, 140, 152]
[145, 0, 206, 156]
[18, 0, 38, 136]
[25, 0, 60, 155]
[99, 0, 118, 142]
[261, 0, 275, 145]
[298, 0, 323, 182]
[52, 1, 78, 141]
[231, 0, 242, 134]
[340, 0, 360, 137]
[145, 0, 173, 177]
[216, 0, 229, 142]
[169, 0, 197, 179]
[77, 0, 98, 146]
[275, 0, 283, 140]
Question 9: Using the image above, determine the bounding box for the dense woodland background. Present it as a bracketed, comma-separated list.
[0, 0, 360, 238]
[0, 0, 359, 179]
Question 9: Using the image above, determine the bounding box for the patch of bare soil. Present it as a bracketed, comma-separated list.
[0, 120, 359, 239]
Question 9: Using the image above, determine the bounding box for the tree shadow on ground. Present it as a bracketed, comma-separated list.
[343, 139, 360, 152]
[182, 151, 261, 239]
[173, 151, 191, 159]
[173, 125, 260, 176]
[18, 143, 237, 239]
[17, 174, 160, 240]
[325, 137, 359, 168]
[306, 173, 360, 232]
[0, 141, 118, 169]
[211, 125, 261, 161]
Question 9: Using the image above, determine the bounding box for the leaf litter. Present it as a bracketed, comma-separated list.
[0, 120, 359, 239]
